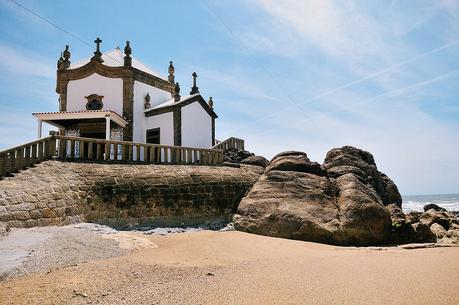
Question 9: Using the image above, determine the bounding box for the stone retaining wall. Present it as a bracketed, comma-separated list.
[0, 161, 261, 231]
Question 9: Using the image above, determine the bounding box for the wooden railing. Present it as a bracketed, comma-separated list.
[212, 137, 245, 151]
[54, 136, 223, 165]
[0, 136, 57, 178]
[0, 135, 224, 179]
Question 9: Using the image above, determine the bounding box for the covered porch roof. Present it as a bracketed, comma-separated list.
[32, 110, 128, 129]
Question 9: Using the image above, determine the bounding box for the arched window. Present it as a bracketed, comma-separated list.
[85, 94, 104, 110]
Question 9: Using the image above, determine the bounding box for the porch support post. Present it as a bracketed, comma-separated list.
[37, 119, 43, 139]
[105, 115, 111, 140]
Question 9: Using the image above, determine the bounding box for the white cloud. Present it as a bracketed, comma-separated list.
[0, 43, 55, 78]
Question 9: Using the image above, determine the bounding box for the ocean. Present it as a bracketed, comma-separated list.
[402, 193, 459, 213]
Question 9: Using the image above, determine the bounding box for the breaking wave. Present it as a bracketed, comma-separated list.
[402, 193, 459, 213]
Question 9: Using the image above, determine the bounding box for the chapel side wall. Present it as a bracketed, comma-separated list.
[67, 74, 123, 114]
[145, 112, 174, 145]
[181, 102, 212, 148]
[132, 81, 172, 143]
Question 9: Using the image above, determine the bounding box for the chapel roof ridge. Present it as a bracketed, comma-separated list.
[69, 48, 168, 81]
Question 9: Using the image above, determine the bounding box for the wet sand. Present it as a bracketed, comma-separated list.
[1, 228, 459, 305]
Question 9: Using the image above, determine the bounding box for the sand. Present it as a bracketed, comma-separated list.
[1, 227, 458, 305]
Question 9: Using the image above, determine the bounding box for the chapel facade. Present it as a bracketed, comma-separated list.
[33, 38, 217, 148]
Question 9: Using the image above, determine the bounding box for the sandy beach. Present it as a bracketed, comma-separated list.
[0, 225, 458, 305]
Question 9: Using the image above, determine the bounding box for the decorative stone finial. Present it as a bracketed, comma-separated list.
[124, 40, 132, 67]
[190, 72, 199, 94]
[208, 97, 214, 109]
[144, 93, 151, 109]
[174, 82, 181, 102]
[91, 37, 104, 63]
[168, 61, 175, 84]
[57, 52, 65, 70]
[62, 45, 71, 69]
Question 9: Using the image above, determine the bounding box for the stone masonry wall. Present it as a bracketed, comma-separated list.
[0, 161, 261, 232]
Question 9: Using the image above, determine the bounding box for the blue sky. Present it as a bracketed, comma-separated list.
[0, 0, 458, 195]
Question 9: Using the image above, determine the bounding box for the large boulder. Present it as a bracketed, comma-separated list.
[324, 146, 402, 207]
[265, 151, 325, 176]
[241, 156, 269, 168]
[234, 149, 395, 246]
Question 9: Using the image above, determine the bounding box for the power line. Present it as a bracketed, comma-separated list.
[250, 68, 459, 138]
[10, 0, 124, 65]
[201, 0, 307, 112]
[200, 0, 459, 137]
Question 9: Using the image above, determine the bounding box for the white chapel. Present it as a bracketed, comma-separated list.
[33, 38, 217, 148]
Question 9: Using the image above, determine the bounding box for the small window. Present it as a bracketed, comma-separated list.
[146, 128, 160, 144]
[85, 94, 104, 110]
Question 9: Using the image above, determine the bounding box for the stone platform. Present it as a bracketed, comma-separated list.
[0, 161, 261, 232]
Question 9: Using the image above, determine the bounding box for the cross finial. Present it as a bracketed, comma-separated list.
[91, 37, 104, 63]
[190, 72, 199, 94]
[95, 37, 102, 52]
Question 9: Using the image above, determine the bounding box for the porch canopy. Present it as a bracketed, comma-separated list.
[32, 110, 128, 140]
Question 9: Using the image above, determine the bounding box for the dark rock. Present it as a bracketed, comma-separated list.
[411, 223, 437, 243]
[241, 156, 269, 168]
[406, 212, 421, 224]
[423, 203, 446, 212]
[223, 148, 254, 163]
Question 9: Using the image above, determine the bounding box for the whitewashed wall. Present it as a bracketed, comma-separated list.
[145, 112, 174, 145]
[67, 74, 123, 113]
[181, 102, 212, 148]
[133, 81, 171, 143]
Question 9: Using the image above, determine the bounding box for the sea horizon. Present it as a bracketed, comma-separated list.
[402, 193, 459, 213]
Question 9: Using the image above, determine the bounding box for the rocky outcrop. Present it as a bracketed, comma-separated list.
[0, 160, 261, 232]
[234, 147, 404, 246]
[234, 144, 458, 246]
[416, 207, 459, 244]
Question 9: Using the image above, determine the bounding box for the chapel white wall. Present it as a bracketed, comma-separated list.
[145, 112, 174, 145]
[132, 81, 172, 143]
[67, 73, 123, 114]
[181, 102, 212, 148]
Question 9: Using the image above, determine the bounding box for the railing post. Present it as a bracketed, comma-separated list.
[70, 140, 75, 159]
[88, 141, 93, 159]
[79, 140, 85, 160]
[104, 142, 110, 161]
[48, 136, 57, 158]
[143, 145, 148, 163]
[0, 154, 6, 178]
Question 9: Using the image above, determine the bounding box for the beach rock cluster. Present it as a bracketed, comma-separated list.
[404, 204, 459, 244]
[233, 146, 434, 246]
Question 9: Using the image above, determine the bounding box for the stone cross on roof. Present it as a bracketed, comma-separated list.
[92, 37, 104, 63]
[95, 37, 102, 52]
